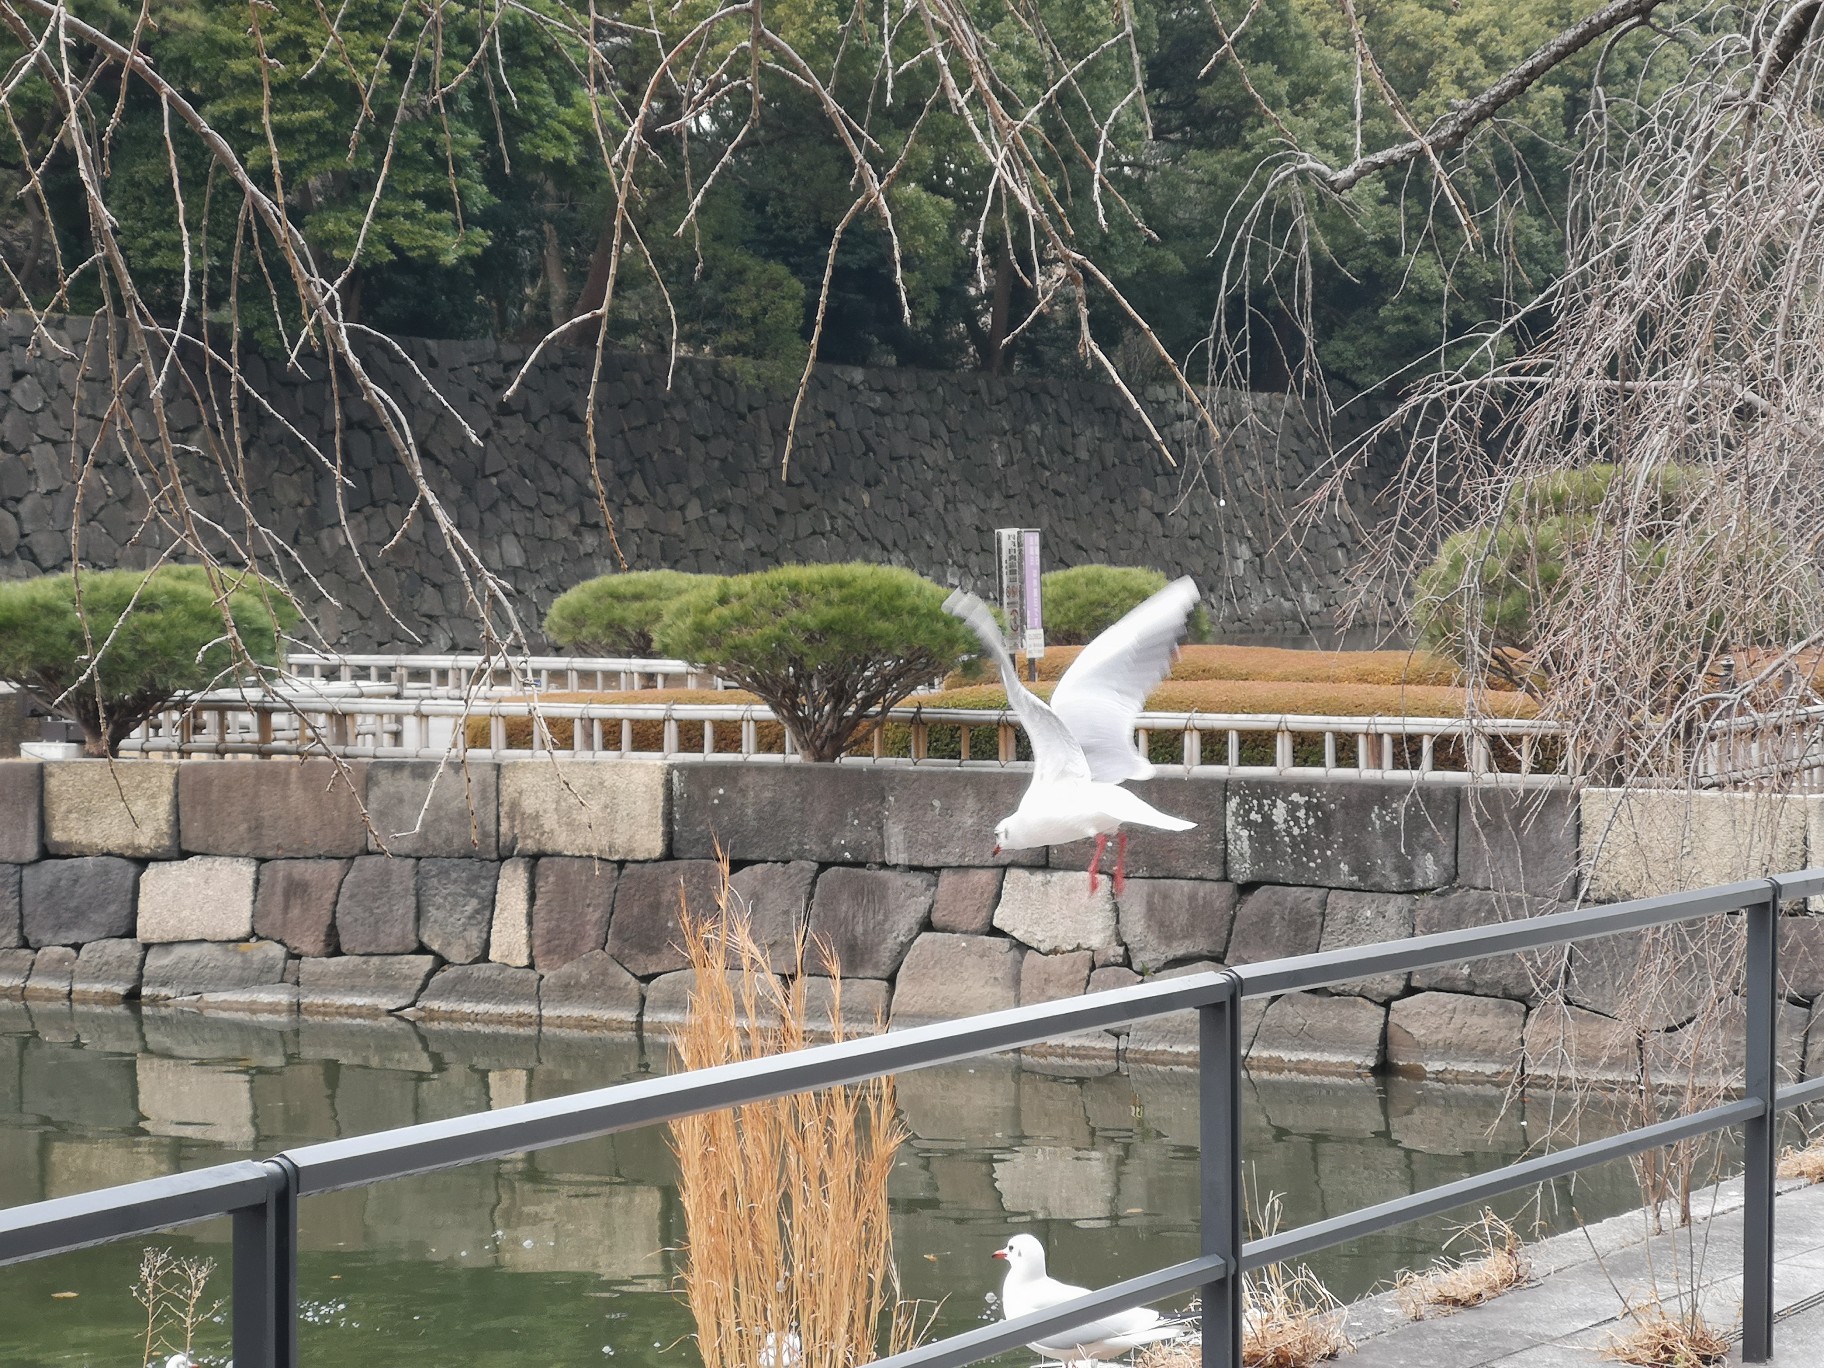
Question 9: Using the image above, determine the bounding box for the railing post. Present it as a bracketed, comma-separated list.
[1744, 880, 1779, 1362]
[232, 1156, 298, 1368]
[1200, 974, 1245, 1368]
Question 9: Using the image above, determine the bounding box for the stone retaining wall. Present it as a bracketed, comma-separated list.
[0, 314, 1401, 646]
[5, 757, 1824, 1080]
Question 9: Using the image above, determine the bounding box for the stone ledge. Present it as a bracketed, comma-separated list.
[298, 954, 437, 1015]
[499, 760, 669, 860]
[179, 759, 369, 858]
[366, 759, 500, 858]
[44, 761, 179, 858]
[1228, 778, 1458, 892]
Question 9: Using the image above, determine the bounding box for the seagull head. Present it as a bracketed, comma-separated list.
[991, 1233, 1047, 1277]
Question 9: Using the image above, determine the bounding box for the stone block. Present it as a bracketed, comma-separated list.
[490, 858, 532, 966]
[993, 869, 1115, 954]
[1523, 1000, 1641, 1085]
[879, 769, 1038, 866]
[298, 955, 437, 1015]
[931, 867, 1003, 934]
[1457, 786, 1578, 898]
[24, 945, 75, 999]
[1049, 776, 1227, 879]
[889, 932, 1022, 1027]
[140, 940, 289, 1000]
[1410, 889, 1558, 1001]
[195, 984, 300, 1015]
[253, 858, 349, 956]
[1566, 934, 1715, 1031]
[414, 963, 542, 1022]
[178, 759, 368, 857]
[800, 976, 891, 1037]
[366, 759, 499, 857]
[21, 856, 138, 946]
[539, 950, 643, 1028]
[727, 860, 817, 968]
[1227, 778, 1458, 891]
[641, 966, 784, 1030]
[808, 867, 934, 978]
[138, 855, 259, 942]
[71, 939, 144, 1001]
[609, 859, 724, 976]
[418, 859, 495, 964]
[1318, 891, 1415, 1000]
[1019, 950, 1092, 1004]
[1386, 992, 1526, 1081]
[671, 762, 883, 863]
[0, 948, 31, 995]
[1248, 992, 1386, 1075]
[1225, 885, 1325, 966]
[499, 760, 668, 859]
[0, 864, 17, 947]
[335, 856, 419, 955]
[0, 760, 42, 861]
[43, 761, 179, 857]
[1582, 789, 1806, 902]
[532, 856, 618, 970]
[1117, 878, 1237, 973]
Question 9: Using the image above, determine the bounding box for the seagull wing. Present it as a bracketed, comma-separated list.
[1015, 1275, 1170, 1350]
[1050, 577, 1201, 784]
[943, 590, 1090, 785]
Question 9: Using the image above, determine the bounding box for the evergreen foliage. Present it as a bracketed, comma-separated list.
[0, 566, 297, 756]
[1040, 565, 1211, 646]
[654, 564, 974, 761]
[545, 571, 723, 656]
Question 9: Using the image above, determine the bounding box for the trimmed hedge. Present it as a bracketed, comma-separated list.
[1040, 565, 1212, 645]
[545, 570, 722, 656]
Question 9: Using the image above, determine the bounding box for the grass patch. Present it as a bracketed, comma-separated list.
[1394, 1211, 1530, 1319]
[1777, 1142, 1824, 1183]
[953, 643, 1470, 688]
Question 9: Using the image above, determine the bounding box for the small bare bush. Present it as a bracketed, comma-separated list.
[132, 1247, 220, 1367]
[1395, 1211, 1530, 1319]
[668, 861, 928, 1368]
[1600, 1301, 1730, 1367]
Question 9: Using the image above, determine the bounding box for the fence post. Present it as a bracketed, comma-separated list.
[1200, 974, 1245, 1368]
[232, 1156, 299, 1368]
[1743, 880, 1779, 1362]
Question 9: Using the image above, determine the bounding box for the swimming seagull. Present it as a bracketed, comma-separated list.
[943, 579, 1200, 893]
[993, 1233, 1192, 1364]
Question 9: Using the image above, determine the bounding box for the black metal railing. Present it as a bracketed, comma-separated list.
[6, 869, 1824, 1366]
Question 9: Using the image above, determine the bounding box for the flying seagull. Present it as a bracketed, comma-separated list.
[993, 1233, 1192, 1364]
[943, 578, 1199, 893]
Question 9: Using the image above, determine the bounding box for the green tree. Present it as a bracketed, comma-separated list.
[0, 566, 298, 756]
[545, 570, 722, 656]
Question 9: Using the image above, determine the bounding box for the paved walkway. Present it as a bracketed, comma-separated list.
[1337, 1175, 1824, 1366]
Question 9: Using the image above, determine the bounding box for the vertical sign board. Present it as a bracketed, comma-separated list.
[996, 528, 1045, 668]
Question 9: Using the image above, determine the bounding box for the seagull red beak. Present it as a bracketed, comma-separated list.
[991, 844, 1002, 856]
[991, 1248, 1008, 1261]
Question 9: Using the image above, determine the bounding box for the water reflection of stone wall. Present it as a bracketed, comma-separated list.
[0, 1000, 1643, 1306]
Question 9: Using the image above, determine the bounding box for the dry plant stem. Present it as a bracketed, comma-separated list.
[132, 1247, 220, 1365]
[669, 859, 928, 1368]
[1600, 1301, 1730, 1367]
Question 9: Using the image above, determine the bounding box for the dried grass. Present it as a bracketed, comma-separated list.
[1599, 1303, 1731, 1367]
[132, 1247, 220, 1367]
[1394, 1211, 1530, 1319]
[668, 860, 929, 1368]
[1776, 1142, 1824, 1183]
[951, 644, 1468, 688]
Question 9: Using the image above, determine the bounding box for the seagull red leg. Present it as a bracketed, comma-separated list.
[1088, 833, 1108, 893]
[1113, 831, 1128, 895]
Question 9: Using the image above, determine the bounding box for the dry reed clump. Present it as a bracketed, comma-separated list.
[668, 864, 928, 1368]
[133, 1247, 220, 1367]
[1776, 1142, 1824, 1184]
[1599, 1302, 1730, 1367]
[1393, 1211, 1530, 1319]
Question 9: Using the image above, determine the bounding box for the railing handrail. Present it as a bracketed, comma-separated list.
[5, 869, 1821, 1365]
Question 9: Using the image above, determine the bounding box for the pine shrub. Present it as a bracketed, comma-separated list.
[0, 565, 297, 755]
[1040, 564, 1211, 645]
[545, 569, 722, 656]
[654, 563, 974, 761]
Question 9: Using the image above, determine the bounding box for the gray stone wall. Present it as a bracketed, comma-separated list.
[0, 315, 1400, 647]
[2, 753, 1768, 1083]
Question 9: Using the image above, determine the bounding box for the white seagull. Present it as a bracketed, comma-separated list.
[993, 1233, 1190, 1363]
[943, 579, 1200, 892]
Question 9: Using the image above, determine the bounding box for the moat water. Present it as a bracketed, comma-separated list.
[0, 1000, 1652, 1367]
